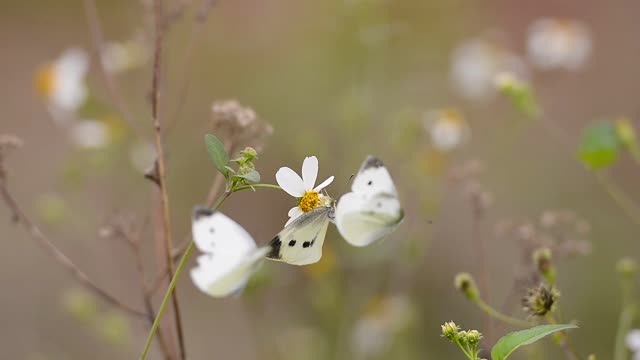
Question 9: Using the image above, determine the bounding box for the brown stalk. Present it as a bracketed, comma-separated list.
[149, 0, 186, 358]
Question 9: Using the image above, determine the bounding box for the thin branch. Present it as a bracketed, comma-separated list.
[149, 0, 186, 358]
[82, 0, 142, 137]
[0, 178, 147, 318]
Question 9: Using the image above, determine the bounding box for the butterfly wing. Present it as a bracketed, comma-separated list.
[190, 208, 267, 297]
[266, 206, 331, 266]
[190, 247, 270, 297]
[351, 156, 398, 197]
[192, 208, 257, 254]
[336, 156, 404, 246]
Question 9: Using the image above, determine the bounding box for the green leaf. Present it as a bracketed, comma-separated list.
[491, 324, 578, 360]
[233, 170, 260, 184]
[204, 134, 229, 176]
[578, 122, 622, 170]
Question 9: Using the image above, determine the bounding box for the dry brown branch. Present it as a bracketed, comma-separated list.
[149, 0, 186, 358]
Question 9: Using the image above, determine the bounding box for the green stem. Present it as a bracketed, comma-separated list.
[473, 298, 532, 328]
[614, 276, 637, 360]
[547, 314, 583, 360]
[234, 183, 281, 191]
[594, 171, 640, 228]
[454, 340, 474, 360]
[139, 190, 232, 360]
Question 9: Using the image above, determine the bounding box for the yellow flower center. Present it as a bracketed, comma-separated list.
[299, 191, 320, 212]
[35, 64, 56, 97]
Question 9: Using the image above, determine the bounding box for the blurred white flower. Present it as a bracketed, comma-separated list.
[35, 48, 89, 120]
[352, 295, 414, 358]
[69, 120, 110, 149]
[276, 156, 334, 226]
[628, 329, 640, 351]
[423, 109, 470, 152]
[129, 141, 156, 173]
[527, 18, 592, 71]
[451, 37, 527, 101]
[102, 39, 149, 74]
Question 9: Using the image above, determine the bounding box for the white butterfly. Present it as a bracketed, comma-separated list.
[335, 156, 404, 247]
[190, 208, 269, 297]
[265, 205, 333, 266]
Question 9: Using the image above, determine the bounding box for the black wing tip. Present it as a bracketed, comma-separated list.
[266, 235, 282, 259]
[192, 206, 216, 221]
[361, 155, 385, 170]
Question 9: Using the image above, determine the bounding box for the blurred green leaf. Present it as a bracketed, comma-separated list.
[491, 324, 578, 360]
[578, 122, 621, 170]
[233, 170, 260, 184]
[204, 134, 229, 176]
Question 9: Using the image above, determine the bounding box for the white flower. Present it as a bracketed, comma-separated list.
[527, 18, 592, 71]
[627, 329, 640, 352]
[423, 109, 470, 152]
[35, 48, 89, 120]
[69, 120, 110, 149]
[451, 37, 527, 101]
[102, 39, 148, 74]
[276, 156, 334, 226]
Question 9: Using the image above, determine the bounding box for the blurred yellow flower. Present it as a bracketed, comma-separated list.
[423, 109, 470, 152]
[35, 48, 89, 120]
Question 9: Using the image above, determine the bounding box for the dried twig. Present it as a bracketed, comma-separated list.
[149, 0, 186, 358]
[0, 175, 146, 318]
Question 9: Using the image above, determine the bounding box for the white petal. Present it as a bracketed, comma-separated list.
[313, 176, 335, 192]
[288, 206, 302, 217]
[301, 156, 319, 190]
[285, 207, 304, 226]
[276, 167, 306, 197]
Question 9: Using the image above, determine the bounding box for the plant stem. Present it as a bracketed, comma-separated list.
[546, 314, 583, 360]
[473, 298, 531, 328]
[234, 183, 282, 191]
[614, 276, 636, 360]
[139, 190, 232, 360]
[594, 171, 640, 228]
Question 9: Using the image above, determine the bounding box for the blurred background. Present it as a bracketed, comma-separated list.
[2, 0, 640, 359]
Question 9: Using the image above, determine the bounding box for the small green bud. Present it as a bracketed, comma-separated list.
[616, 257, 637, 278]
[494, 72, 540, 118]
[454, 273, 479, 300]
[240, 147, 258, 161]
[97, 312, 130, 346]
[533, 247, 556, 283]
[465, 329, 483, 345]
[441, 321, 460, 340]
[457, 330, 469, 345]
[615, 118, 636, 148]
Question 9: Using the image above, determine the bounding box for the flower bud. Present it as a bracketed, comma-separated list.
[454, 273, 479, 300]
[532, 247, 556, 283]
[441, 321, 460, 340]
[465, 329, 483, 345]
[522, 283, 559, 317]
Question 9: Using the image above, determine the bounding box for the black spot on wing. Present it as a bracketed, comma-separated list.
[288, 240, 296, 247]
[302, 241, 311, 248]
[361, 156, 384, 170]
[267, 236, 282, 259]
[193, 206, 215, 220]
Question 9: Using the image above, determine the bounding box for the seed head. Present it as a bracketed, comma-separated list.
[454, 273, 479, 300]
[522, 283, 559, 317]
